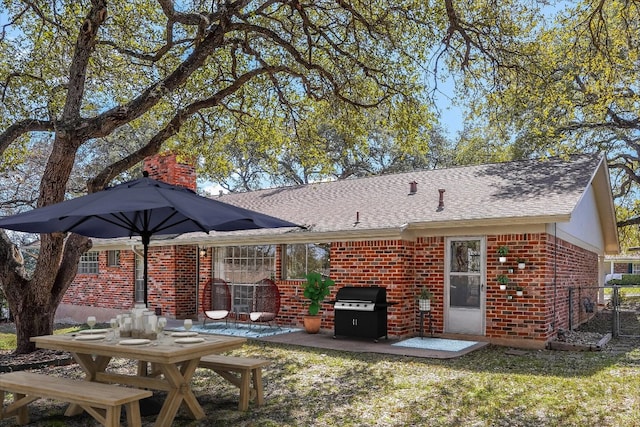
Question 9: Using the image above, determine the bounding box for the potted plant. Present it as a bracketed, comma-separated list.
[515, 286, 524, 297]
[497, 274, 509, 290]
[498, 246, 508, 263]
[517, 258, 526, 269]
[418, 287, 433, 311]
[301, 272, 335, 334]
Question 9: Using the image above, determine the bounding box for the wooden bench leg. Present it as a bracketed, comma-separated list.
[209, 365, 266, 411]
[238, 369, 250, 411]
[125, 401, 143, 427]
[8, 393, 31, 426]
[105, 406, 120, 427]
[252, 368, 265, 407]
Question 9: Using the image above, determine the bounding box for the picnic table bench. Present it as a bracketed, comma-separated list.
[198, 354, 270, 411]
[0, 371, 152, 427]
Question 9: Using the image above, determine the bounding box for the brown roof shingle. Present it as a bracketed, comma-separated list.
[216, 154, 604, 233]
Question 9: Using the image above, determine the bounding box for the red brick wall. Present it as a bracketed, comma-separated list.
[613, 262, 630, 274]
[65, 232, 599, 346]
[64, 244, 199, 319]
[415, 236, 446, 335]
[324, 240, 416, 335]
[143, 153, 196, 190]
[543, 236, 599, 332]
[485, 234, 550, 342]
[63, 250, 136, 310]
[484, 234, 598, 344]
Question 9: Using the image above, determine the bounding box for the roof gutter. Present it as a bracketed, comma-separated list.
[90, 214, 572, 251]
[403, 214, 573, 230]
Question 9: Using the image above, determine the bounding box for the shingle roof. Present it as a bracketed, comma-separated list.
[216, 154, 605, 233]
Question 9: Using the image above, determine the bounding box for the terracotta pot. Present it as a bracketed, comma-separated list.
[303, 315, 322, 334]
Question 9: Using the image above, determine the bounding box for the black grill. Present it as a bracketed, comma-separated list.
[333, 286, 389, 342]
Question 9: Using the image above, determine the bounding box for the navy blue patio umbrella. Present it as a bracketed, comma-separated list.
[0, 172, 301, 304]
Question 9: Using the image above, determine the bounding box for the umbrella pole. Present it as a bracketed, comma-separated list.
[142, 234, 150, 307]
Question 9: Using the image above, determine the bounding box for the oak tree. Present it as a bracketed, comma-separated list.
[0, 0, 545, 353]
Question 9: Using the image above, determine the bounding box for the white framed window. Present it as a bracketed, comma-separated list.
[213, 245, 276, 312]
[107, 250, 120, 267]
[283, 243, 330, 279]
[78, 251, 99, 274]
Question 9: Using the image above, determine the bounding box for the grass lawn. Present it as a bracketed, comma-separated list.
[1, 325, 639, 426]
[0, 326, 79, 350]
[216, 340, 640, 427]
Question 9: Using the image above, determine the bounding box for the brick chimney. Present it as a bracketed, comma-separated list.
[143, 153, 197, 191]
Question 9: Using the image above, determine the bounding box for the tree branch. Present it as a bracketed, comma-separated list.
[88, 64, 283, 190]
[0, 119, 55, 156]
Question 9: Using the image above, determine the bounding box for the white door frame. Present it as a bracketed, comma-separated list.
[444, 236, 486, 335]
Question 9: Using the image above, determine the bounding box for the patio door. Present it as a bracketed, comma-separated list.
[445, 237, 485, 335]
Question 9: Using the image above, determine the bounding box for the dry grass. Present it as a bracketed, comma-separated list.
[1, 337, 637, 427]
[1, 311, 640, 426]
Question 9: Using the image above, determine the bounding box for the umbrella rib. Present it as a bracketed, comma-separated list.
[149, 209, 208, 235]
[61, 210, 207, 239]
[60, 214, 140, 236]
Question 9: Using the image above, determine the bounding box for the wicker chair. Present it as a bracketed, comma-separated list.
[249, 278, 281, 329]
[202, 278, 232, 326]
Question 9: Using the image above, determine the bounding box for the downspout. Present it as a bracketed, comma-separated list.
[552, 223, 558, 332]
[196, 246, 200, 319]
[130, 243, 144, 258]
[131, 243, 144, 303]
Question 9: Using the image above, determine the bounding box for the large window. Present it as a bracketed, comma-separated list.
[78, 251, 99, 274]
[215, 245, 276, 312]
[284, 243, 330, 279]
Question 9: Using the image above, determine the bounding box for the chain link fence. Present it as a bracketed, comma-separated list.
[569, 285, 640, 338]
[608, 285, 640, 338]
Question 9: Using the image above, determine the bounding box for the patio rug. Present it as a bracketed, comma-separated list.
[392, 337, 479, 352]
[171, 322, 301, 339]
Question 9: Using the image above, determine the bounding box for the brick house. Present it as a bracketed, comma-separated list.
[62, 153, 619, 349]
[604, 254, 640, 280]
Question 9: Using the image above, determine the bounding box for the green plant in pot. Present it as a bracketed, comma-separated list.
[302, 272, 335, 334]
[497, 274, 509, 290]
[497, 246, 508, 263]
[418, 287, 433, 311]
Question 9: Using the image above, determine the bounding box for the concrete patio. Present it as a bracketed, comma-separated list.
[55, 304, 488, 359]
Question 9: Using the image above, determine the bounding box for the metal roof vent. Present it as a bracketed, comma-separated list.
[409, 181, 418, 195]
[438, 189, 445, 211]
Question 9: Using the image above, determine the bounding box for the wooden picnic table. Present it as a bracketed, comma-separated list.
[32, 332, 246, 427]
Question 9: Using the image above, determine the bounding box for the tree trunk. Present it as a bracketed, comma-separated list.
[12, 301, 56, 354]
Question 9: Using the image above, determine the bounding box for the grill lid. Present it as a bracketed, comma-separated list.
[335, 286, 386, 303]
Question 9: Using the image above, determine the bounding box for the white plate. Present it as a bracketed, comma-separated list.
[119, 339, 151, 345]
[171, 331, 198, 337]
[79, 328, 109, 334]
[75, 334, 105, 341]
[174, 337, 205, 344]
